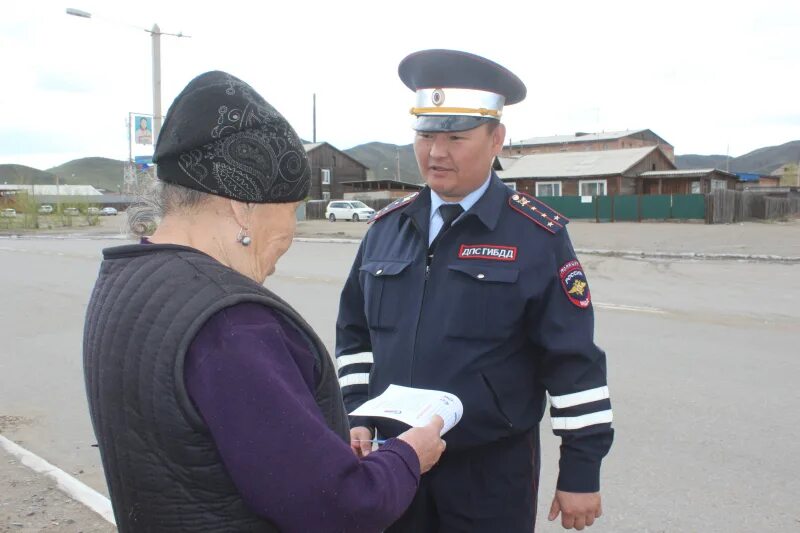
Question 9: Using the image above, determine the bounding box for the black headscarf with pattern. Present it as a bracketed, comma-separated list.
[153, 71, 310, 203]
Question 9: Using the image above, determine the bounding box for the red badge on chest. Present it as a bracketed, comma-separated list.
[458, 244, 517, 261]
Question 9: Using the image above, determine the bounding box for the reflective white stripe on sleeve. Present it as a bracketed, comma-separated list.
[339, 373, 370, 388]
[337, 352, 374, 369]
[550, 386, 609, 409]
[551, 409, 613, 431]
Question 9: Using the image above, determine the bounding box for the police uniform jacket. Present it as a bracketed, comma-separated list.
[336, 174, 614, 492]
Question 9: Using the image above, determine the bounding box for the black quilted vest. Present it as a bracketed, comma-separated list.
[83, 243, 350, 532]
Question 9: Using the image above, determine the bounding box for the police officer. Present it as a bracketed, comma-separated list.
[336, 49, 614, 531]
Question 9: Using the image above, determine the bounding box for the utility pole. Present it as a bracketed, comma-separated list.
[313, 93, 317, 143]
[151, 24, 162, 141]
[395, 146, 400, 181]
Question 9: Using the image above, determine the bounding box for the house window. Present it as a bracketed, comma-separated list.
[321, 169, 331, 185]
[506, 181, 517, 191]
[711, 179, 727, 190]
[579, 179, 607, 196]
[322, 191, 331, 201]
[535, 181, 562, 197]
[691, 181, 701, 194]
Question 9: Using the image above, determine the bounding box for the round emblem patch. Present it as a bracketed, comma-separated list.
[431, 88, 445, 106]
[559, 260, 591, 309]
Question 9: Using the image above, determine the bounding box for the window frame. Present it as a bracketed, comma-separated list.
[578, 179, 607, 196]
[535, 181, 562, 197]
[321, 168, 331, 185]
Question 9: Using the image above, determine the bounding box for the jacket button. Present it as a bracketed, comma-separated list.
[376, 269, 383, 275]
[477, 273, 485, 279]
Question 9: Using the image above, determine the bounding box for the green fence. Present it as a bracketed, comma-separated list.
[536, 194, 706, 221]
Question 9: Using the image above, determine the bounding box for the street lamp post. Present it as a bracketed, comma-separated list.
[66, 8, 189, 143]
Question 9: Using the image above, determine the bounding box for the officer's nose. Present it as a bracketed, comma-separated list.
[429, 134, 449, 160]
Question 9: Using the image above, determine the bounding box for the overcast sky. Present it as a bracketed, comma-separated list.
[1, 0, 798, 170]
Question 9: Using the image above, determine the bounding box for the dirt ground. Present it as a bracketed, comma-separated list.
[295, 218, 800, 258]
[0, 448, 113, 532]
[2, 213, 797, 258]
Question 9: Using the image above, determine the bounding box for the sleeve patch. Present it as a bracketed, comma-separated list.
[559, 260, 591, 309]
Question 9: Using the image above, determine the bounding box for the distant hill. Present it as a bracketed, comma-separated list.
[677, 140, 800, 175]
[47, 157, 126, 192]
[344, 142, 421, 183]
[0, 164, 56, 185]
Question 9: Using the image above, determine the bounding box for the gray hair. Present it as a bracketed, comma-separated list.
[127, 180, 211, 237]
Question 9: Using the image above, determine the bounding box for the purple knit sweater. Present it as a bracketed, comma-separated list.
[184, 302, 420, 532]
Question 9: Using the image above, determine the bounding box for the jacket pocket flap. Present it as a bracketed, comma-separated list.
[360, 260, 412, 277]
[448, 264, 519, 283]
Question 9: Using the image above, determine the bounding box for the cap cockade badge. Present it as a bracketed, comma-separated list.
[431, 88, 445, 106]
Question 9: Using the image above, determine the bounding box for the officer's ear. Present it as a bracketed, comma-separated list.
[490, 123, 506, 155]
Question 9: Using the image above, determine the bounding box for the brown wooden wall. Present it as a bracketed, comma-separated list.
[307, 143, 368, 200]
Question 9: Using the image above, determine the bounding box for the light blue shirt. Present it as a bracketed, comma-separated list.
[429, 174, 493, 245]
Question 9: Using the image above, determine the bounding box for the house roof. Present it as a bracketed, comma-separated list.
[496, 146, 661, 179]
[302, 142, 369, 169]
[511, 129, 672, 147]
[639, 169, 738, 179]
[0, 184, 103, 196]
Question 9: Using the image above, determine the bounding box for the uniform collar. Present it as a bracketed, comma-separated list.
[429, 173, 492, 221]
[462, 172, 507, 231]
[402, 172, 508, 233]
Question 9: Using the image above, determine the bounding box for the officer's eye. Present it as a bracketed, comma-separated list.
[417, 133, 433, 140]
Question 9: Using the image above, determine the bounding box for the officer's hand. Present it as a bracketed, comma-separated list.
[548, 490, 602, 530]
[397, 415, 446, 474]
[349, 426, 374, 458]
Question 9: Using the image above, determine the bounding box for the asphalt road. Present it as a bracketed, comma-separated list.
[1, 236, 798, 532]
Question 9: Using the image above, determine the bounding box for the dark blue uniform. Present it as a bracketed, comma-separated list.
[336, 174, 614, 531]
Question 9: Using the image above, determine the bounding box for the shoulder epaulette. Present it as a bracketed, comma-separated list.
[369, 192, 420, 224]
[508, 192, 569, 234]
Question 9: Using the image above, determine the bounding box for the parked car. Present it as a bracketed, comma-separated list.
[87, 207, 101, 216]
[64, 207, 80, 216]
[325, 200, 375, 222]
[38, 204, 54, 214]
[100, 207, 118, 216]
[1, 208, 16, 218]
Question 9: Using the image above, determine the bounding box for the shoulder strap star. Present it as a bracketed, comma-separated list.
[508, 192, 569, 234]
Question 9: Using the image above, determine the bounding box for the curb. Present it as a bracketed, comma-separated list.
[2, 233, 797, 263]
[574, 248, 800, 263]
[0, 434, 115, 525]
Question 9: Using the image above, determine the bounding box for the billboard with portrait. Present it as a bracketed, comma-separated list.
[134, 115, 153, 145]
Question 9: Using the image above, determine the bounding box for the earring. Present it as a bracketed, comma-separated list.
[236, 227, 252, 246]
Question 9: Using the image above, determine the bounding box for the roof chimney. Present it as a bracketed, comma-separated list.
[575, 132, 589, 137]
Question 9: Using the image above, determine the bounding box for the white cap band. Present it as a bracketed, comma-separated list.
[412, 88, 505, 118]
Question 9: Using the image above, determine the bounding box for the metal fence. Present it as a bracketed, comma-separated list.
[301, 191, 799, 223]
[540, 194, 706, 222]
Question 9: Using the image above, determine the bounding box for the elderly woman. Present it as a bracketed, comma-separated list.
[83, 71, 445, 532]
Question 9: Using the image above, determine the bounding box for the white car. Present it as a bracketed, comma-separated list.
[1, 208, 16, 218]
[325, 201, 375, 222]
[38, 205, 54, 214]
[101, 207, 118, 216]
[88, 207, 101, 216]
